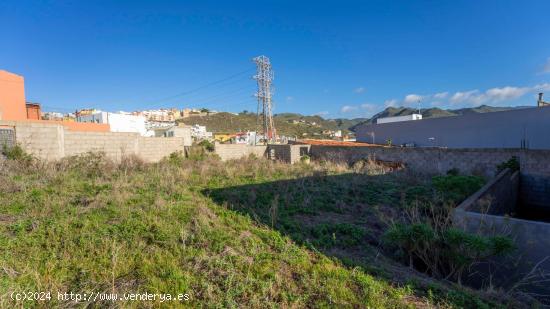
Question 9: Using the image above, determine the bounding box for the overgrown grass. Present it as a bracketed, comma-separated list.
[0, 152, 510, 308]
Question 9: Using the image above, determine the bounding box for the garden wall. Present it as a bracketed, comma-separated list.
[214, 143, 310, 163]
[214, 144, 268, 161]
[309, 145, 550, 210]
[0, 120, 185, 162]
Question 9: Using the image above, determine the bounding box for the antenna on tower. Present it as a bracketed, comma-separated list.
[253, 55, 276, 144]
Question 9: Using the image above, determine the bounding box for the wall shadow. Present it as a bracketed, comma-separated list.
[201, 170, 429, 272]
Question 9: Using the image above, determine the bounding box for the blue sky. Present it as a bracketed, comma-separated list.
[1, 0, 550, 119]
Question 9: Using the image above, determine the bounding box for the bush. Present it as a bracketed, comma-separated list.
[167, 151, 186, 165]
[198, 140, 215, 152]
[2, 144, 33, 163]
[496, 156, 520, 173]
[432, 175, 484, 203]
[384, 199, 514, 285]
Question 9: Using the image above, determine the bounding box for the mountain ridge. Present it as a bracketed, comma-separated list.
[179, 105, 531, 136]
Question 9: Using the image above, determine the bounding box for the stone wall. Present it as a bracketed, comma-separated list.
[214, 143, 268, 161]
[214, 144, 310, 163]
[1, 120, 185, 162]
[268, 144, 310, 163]
[310, 145, 550, 211]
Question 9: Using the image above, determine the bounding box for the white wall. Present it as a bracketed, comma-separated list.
[107, 113, 147, 136]
[77, 112, 148, 136]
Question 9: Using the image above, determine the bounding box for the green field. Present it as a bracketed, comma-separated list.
[0, 152, 517, 308]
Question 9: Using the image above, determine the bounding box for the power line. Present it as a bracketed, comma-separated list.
[144, 67, 255, 107]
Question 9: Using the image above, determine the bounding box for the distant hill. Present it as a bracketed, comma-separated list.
[178, 105, 530, 137]
[178, 112, 366, 138]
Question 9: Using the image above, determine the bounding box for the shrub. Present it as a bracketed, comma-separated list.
[198, 140, 215, 152]
[432, 174, 484, 203]
[167, 151, 186, 165]
[384, 199, 515, 285]
[2, 144, 33, 163]
[300, 154, 310, 163]
[496, 156, 520, 173]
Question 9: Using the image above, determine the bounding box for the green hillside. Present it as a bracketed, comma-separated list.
[179, 112, 365, 137]
[179, 105, 524, 137]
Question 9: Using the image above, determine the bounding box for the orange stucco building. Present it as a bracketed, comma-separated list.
[0, 69, 109, 132]
[0, 70, 27, 120]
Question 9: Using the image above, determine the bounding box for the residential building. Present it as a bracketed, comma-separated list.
[190, 124, 213, 140]
[0, 70, 108, 132]
[213, 132, 234, 143]
[134, 109, 183, 122]
[0, 70, 27, 120]
[77, 111, 149, 136]
[25, 102, 41, 120]
[42, 111, 64, 121]
[152, 124, 192, 146]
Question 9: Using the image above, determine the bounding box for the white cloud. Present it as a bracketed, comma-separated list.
[543, 58, 550, 74]
[449, 90, 479, 104]
[384, 99, 398, 107]
[483, 86, 530, 102]
[388, 82, 549, 109]
[404, 94, 423, 104]
[354, 87, 366, 94]
[533, 83, 550, 91]
[315, 111, 329, 116]
[340, 105, 357, 113]
[286, 96, 294, 102]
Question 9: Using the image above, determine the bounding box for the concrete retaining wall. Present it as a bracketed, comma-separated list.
[214, 143, 268, 161]
[1, 120, 185, 162]
[456, 168, 519, 215]
[310, 145, 550, 213]
[268, 144, 311, 163]
[214, 143, 311, 163]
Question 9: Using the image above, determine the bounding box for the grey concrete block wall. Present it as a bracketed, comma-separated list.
[268, 144, 310, 163]
[0, 127, 15, 149]
[310, 145, 550, 211]
[0, 120, 185, 162]
[214, 144, 268, 161]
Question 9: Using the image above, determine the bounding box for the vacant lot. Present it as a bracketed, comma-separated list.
[0, 152, 513, 308]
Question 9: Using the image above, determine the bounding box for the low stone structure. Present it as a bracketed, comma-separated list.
[214, 143, 268, 161]
[309, 145, 550, 212]
[1, 120, 186, 162]
[214, 143, 311, 164]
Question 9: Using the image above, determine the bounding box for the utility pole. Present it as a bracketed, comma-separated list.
[253, 55, 276, 144]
